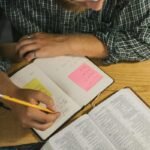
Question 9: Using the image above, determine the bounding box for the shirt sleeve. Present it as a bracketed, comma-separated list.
[0, 58, 11, 72]
[95, 1, 150, 64]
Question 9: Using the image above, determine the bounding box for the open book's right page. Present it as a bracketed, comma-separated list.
[34, 56, 113, 106]
[44, 88, 150, 150]
[89, 88, 150, 150]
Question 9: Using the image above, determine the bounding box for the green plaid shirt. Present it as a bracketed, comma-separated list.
[0, 0, 150, 71]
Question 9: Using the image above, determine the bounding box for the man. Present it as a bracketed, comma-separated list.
[0, 0, 149, 130]
[0, 0, 149, 63]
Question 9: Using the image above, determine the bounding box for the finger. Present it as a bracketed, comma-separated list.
[30, 97, 39, 105]
[25, 90, 58, 112]
[21, 32, 43, 41]
[33, 112, 60, 124]
[18, 43, 39, 58]
[27, 108, 60, 124]
[31, 49, 49, 58]
[16, 39, 35, 51]
[24, 51, 37, 62]
[33, 92, 55, 107]
[28, 120, 54, 131]
[19, 34, 35, 42]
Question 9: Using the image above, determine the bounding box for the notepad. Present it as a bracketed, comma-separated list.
[68, 63, 103, 91]
[10, 56, 113, 140]
[42, 88, 150, 150]
[24, 78, 51, 96]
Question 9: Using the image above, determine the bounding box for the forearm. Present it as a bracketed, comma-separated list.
[0, 71, 18, 106]
[64, 34, 108, 58]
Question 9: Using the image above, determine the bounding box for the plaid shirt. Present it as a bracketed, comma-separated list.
[0, 0, 150, 71]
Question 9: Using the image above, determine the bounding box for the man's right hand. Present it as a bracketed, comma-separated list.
[0, 72, 60, 131]
[10, 88, 60, 131]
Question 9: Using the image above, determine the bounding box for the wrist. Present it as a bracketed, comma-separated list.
[64, 34, 108, 58]
[55, 34, 72, 56]
[0, 72, 19, 108]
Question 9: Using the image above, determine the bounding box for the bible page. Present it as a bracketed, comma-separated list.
[44, 115, 116, 150]
[89, 88, 150, 150]
[34, 56, 113, 106]
[10, 64, 80, 140]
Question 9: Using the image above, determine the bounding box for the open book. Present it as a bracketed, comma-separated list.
[10, 56, 113, 140]
[42, 88, 150, 150]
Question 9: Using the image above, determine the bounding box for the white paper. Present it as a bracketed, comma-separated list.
[34, 56, 113, 106]
[48, 115, 116, 150]
[89, 88, 150, 150]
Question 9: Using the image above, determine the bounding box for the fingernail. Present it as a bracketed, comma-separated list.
[51, 105, 58, 112]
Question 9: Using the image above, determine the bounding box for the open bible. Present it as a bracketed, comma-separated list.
[42, 88, 150, 150]
[10, 56, 113, 140]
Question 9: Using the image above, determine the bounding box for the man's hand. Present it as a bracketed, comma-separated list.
[0, 72, 60, 131]
[16, 32, 70, 62]
[9, 88, 60, 131]
[16, 32, 108, 62]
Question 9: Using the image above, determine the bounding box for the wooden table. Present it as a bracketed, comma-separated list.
[0, 58, 150, 147]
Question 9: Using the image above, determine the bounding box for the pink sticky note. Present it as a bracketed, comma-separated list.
[68, 63, 103, 91]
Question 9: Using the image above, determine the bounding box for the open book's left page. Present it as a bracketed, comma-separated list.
[43, 115, 116, 150]
[10, 63, 81, 140]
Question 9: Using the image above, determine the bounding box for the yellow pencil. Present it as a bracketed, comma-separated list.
[0, 94, 56, 114]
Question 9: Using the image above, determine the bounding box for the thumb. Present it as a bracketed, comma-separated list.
[33, 92, 57, 112]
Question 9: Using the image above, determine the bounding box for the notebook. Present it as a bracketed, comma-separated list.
[10, 56, 113, 140]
